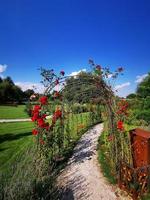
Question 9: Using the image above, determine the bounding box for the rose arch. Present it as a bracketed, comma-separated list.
[31, 60, 131, 182]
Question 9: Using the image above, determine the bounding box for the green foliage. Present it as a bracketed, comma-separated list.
[24, 101, 33, 116]
[141, 193, 150, 200]
[62, 72, 102, 103]
[71, 103, 89, 113]
[127, 97, 150, 124]
[137, 73, 150, 98]
[0, 110, 102, 199]
[0, 77, 24, 104]
[126, 93, 137, 99]
[98, 132, 117, 184]
[135, 109, 150, 123]
[0, 76, 38, 105]
[24, 89, 34, 98]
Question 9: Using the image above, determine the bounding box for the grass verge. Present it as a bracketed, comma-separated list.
[97, 132, 117, 185]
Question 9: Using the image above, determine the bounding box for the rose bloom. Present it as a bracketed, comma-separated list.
[39, 96, 48, 105]
[54, 109, 62, 118]
[117, 120, 124, 131]
[31, 112, 39, 121]
[32, 129, 38, 135]
[33, 105, 41, 112]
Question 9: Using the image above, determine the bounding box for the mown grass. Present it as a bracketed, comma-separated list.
[0, 111, 101, 199]
[0, 105, 28, 119]
[0, 122, 34, 173]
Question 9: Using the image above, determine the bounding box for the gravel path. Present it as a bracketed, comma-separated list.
[57, 124, 117, 200]
[57, 123, 132, 200]
[0, 118, 31, 123]
[0, 116, 52, 123]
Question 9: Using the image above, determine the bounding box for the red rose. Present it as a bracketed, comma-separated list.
[117, 120, 124, 131]
[60, 70, 65, 76]
[31, 112, 39, 121]
[37, 118, 45, 127]
[39, 96, 48, 105]
[37, 118, 49, 129]
[41, 114, 47, 119]
[43, 122, 50, 130]
[33, 105, 41, 112]
[55, 109, 62, 118]
[32, 129, 38, 135]
[52, 109, 62, 124]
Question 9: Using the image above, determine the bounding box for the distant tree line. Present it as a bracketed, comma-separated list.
[127, 72, 150, 99]
[126, 72, 150, 123]
[0, 76, 35, 104]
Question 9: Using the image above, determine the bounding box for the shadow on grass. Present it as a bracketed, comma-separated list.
[0, 147, 8, 152]
[0, 132, 31, 144]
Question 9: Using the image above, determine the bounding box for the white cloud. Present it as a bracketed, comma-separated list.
[15, 82, 45, 93]
[69, 68, 86, 77]
[135, 74, 148, 83]
[115, 82, 131, 90]
[0, 64, 7, 78]
[114, 82, 131, 97]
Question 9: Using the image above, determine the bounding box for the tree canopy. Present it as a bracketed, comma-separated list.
[62, 71, 106, 103]
[0, 76, 36, 104]
[136, 72, 150, 98]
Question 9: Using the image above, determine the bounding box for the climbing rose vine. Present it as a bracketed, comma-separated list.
[31, 70, 65, 145]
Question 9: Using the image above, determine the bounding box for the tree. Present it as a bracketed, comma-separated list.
[24, 89, 34, 98]
[62, 71, 105, 103]
[0, 76, 24, 104]
[3, 76, 14, 85]
[136, 72, 150, 98]
[0, 77, 3, 83]
[126, 93, 137, 99]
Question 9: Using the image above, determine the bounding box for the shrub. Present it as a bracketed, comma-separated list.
[135, 109, 150, 123]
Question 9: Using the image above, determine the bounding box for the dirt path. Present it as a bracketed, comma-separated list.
[57, 123, 131, 200]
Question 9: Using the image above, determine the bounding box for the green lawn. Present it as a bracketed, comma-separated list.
[0, 111, 101, 199]
[0, 105, 29, 119]
[0, 112, 94, 174]
[0, 122, 34, 172]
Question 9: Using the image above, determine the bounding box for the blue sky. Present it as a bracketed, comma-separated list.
[0, 0, 150, 96]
